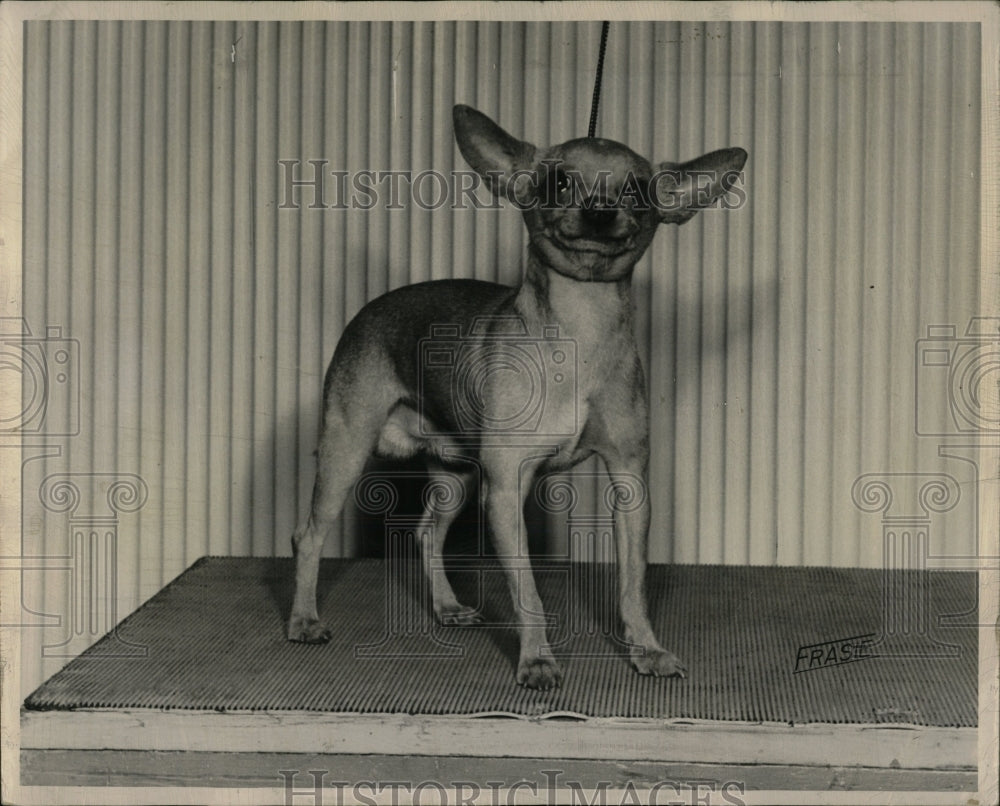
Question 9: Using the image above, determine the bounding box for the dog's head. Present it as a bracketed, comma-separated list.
[454, 104, 747, 282]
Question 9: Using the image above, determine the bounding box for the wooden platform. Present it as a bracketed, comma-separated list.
[20, 558, 979, 791]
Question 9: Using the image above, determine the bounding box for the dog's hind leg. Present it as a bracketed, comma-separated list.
[415, 466, 482, 625]
[288, 384, 390, 643]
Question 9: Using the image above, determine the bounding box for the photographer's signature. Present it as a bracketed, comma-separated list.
[794, 633, 876, 674]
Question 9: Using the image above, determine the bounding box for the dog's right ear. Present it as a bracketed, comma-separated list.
[454, 105, 537, 205]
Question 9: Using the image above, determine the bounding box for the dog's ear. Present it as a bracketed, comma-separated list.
[454, 105, 537, 204]
[652, 147, 747, 224]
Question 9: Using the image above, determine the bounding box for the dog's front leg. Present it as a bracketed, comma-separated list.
[482, 452, 563, 690]
[606, 461, 687, 678]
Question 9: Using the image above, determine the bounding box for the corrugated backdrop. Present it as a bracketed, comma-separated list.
[16, 20, 982, 693]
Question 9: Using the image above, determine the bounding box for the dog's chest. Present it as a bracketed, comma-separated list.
[379, 275, 639, 467]
[514, 322, 637, 474]
[378, 332, 631, 468]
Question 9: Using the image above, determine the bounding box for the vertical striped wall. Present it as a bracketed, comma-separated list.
[17, 20, 982, 693]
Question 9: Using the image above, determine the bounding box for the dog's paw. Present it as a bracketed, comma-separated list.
[287, 616, 332, 644]
[437, 605, 483, 626]
[517, 655, 563, 691]
[631, 647, 687, 678]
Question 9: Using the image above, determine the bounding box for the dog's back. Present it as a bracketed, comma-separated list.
[328, 279, 516, 395]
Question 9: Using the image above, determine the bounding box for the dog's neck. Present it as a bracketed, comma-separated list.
[516, 248, 637, 341]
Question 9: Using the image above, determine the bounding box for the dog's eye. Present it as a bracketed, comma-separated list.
[549, 170, 573, 201]
[543, 168, 574, 207]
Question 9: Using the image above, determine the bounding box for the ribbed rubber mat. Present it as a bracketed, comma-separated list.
[25, 558, 977, 726]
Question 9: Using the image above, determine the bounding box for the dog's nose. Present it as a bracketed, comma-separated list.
[582, 200, 617, 228]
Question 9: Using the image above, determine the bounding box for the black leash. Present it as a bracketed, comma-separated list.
[587, 21, 610, 138]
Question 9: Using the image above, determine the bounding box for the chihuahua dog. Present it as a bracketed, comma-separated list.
[289, 104, 746, 690]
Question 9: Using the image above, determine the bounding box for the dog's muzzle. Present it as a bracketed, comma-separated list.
[581, 200, 618, 229]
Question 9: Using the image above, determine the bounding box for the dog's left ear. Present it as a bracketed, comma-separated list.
[652, 147, 747, 224]
[454, 105, 537, 205]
